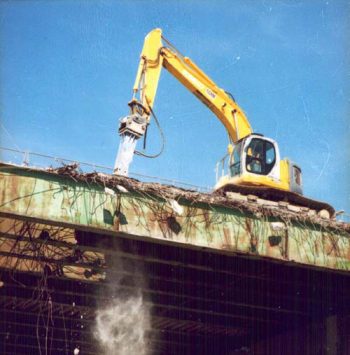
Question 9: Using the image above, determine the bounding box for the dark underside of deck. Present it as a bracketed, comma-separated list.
[1, 225, 350, 355]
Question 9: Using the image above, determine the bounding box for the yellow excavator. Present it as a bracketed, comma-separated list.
[114, 28, 334, 216]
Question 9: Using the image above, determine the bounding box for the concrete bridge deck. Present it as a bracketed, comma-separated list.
[0, 163, 349, 354]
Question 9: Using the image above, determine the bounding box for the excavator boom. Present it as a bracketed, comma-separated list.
[131, 28, 252, 142]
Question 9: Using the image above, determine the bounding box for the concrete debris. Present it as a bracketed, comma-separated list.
[168, 199, 184, 215]
[116, 184, 129, 193]
[104, 187, 116, 196]
[318, 209, 331, 219]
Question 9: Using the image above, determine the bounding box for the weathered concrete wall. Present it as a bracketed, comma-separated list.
[1, 163, 349, 271]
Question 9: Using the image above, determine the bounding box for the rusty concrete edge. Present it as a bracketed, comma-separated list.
[1, 210, 350, 276]
[1, 162, 349, 233]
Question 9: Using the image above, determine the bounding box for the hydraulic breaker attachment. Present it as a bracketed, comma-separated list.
[114, 131, 138, 176]
[114, 101, 148, 176]
[118, 113, 147, 138]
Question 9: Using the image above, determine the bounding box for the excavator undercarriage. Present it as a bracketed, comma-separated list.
[216, 183, 335, 218]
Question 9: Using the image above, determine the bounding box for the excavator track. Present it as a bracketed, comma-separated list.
[217, 184, 335, 218]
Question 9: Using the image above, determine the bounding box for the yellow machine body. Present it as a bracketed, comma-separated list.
[117, 28, 305, 198]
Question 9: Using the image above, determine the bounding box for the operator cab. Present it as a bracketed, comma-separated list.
[230, 134, 278, 179]
[215, 134, 303, 195]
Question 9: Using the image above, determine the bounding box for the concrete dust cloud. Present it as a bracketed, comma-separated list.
[94, 253, 152, 355]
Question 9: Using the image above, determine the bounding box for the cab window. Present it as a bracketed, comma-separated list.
[229, 142, 242, 177]
[265, 142, 276, 173]
[246, 138, 276, 175]
[293, 166, 302, 186]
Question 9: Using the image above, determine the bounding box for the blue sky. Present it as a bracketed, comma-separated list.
[0, 0, 349, 214]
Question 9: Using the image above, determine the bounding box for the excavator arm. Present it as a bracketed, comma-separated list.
[114, 28, 252, 175]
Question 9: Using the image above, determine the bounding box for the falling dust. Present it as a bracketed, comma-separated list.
[94, 251, 152, 355]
